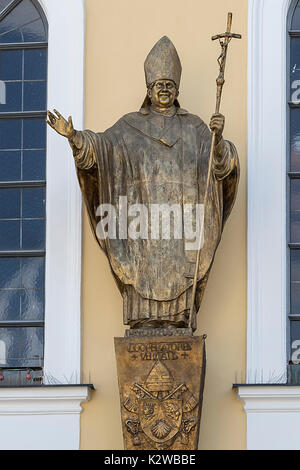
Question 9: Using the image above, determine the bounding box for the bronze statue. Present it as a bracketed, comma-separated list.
[47, 35, 239, 332]
[47, 14, 241, 450]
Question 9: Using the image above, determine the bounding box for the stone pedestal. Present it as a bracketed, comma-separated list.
[115, 331, 206, 450]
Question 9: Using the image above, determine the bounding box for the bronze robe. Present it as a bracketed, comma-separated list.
[69, 107, 239, 330]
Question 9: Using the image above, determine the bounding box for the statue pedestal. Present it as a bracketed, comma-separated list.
[114, 331, 206, 450]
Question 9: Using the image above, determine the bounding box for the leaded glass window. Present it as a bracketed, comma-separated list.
[0, 0, 47, 385]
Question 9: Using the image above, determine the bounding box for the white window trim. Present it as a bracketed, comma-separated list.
[238, 0, 300, 450]
[39, 0, 85, 383]
[247, 0, 291, 384]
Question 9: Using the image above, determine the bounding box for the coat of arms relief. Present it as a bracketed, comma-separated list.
[123, 360, 199, 450]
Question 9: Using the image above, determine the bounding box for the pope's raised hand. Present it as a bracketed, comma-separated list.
[46, 109, 75, 139]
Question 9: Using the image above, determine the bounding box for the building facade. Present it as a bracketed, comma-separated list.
[0, 0, 299, 450]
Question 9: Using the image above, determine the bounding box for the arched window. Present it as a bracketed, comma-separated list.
[0, 0, 47, 385]
[288, 0, 300, 370]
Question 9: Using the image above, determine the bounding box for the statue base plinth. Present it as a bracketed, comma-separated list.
[114, 334, 206, 450]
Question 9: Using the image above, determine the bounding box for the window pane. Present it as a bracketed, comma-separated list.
[24, 49, 47, 80]
[23, 118, 46, 149]
[292, 2, 300, 30]
[21, 326, 43, 367]
[0, 289, 20, 321]
[21, 288, 44, 320]
[0, 258, 20, 288]
[291, 180, 300, 211]
[0, 288, 44, 322]
[0, 188, 20, 219]
[21, 258, 45, 321]
[21, 257, 44, 288]
[0, 28, 22, 43]
[0, 81, 22, 112]
[0, 150, 21, 181]
[0, 219, 19, 249]
[0, 0, 42, 41]
[0, 50, 45, 114]
[0, 257, 45, 289]
[23, 149, 45, 181]
[291, 211, 300, 242]
[0, 327, 43, 367]
[22, 219, 45, 250]
[291, 282, 300, 313]
[291, 108, 300, 171]
[0, 327, 20, 366]
[24, 81, 46, 111]
[0, 50, 22, 81]
[22, 188, 45, 219]
[21, 18, 46, 43]
[0, 257, 45, 322]
[0, 119, 21, 149]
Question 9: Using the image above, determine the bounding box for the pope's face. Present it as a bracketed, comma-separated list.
[148, 79, 178, 108]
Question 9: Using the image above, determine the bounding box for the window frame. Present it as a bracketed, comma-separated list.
[0, 0, 48, 378]
[0, 0, 85, 384]
[288, 0, 300, 368]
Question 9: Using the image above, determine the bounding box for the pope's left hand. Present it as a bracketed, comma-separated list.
[209, 113, 225, 140]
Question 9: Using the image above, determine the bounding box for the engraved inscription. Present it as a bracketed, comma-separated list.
[127, 342, 192, 361]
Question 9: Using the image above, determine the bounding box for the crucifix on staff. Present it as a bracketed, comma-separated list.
[189, 12, 242, 328]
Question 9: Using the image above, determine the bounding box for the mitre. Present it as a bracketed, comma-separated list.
[144, 36, 182, 89]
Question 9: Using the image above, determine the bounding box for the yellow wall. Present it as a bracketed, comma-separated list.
[80, 0, 248, 450]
